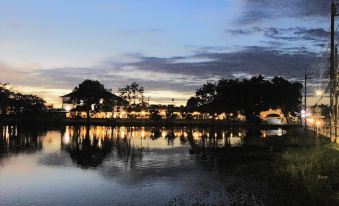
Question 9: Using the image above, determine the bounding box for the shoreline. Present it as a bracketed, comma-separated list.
[0, 117, 301, 129]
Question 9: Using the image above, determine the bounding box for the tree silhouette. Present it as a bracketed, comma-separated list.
[70, 80, 112, 123]
[187, 75, 302, 122]
[0, 83, 12, 114]
[119, 82, 144, 106]
[0, 83, 45, 116]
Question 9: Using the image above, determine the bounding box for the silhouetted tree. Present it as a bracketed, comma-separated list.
[11, 93, 46, 114]
[186, 97, 200, 112]
[196, 82, 216, 105]
[149, 109, 161, 121]
[187, 75, 302, 123]
[119, 82, 144, 105]
[0, 83, 45, 116]
[0, 83, 12, 114]
[166, 105, 177, 120]
[70, 80, 111, 123]
[271, 77, 303, 122]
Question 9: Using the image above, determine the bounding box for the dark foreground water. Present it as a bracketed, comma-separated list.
[0, 125, 286, 206]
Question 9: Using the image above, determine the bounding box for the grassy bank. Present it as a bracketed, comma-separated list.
[204, 129, 339, 205]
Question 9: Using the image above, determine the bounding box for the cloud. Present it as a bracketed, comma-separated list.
[239, 0, 330, 24]
[227, 27, 330, 47]
[37, 46, 318, 91]
[3, 45, 320, 106]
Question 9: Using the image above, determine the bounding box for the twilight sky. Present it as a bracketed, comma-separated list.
[0, 0, 332, 107]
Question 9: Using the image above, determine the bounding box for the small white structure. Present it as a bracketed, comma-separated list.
[259, 109, 286, 125]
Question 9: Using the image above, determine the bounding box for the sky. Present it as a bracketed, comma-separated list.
[0, 0, 333, 107]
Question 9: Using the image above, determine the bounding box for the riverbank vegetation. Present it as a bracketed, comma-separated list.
[195, 129, 339, 205]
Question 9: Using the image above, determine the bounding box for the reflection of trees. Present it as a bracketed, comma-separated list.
[187, 127, 200, 155]
[62, 126, 146, 169]
[150, 127, 161, 140]
[179, 133, 187, 144]
[186, 127, 250, 159]
[165, 128, 176, 145]
[62, 126, 114, 168]
[0, 126, 44, 157]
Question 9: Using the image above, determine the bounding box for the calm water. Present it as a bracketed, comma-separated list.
[0, 125, 286, 206]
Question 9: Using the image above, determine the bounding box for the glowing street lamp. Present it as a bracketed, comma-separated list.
[315, 90, 323, 96]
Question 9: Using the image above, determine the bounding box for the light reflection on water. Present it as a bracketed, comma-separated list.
[0, 125, 286, 206]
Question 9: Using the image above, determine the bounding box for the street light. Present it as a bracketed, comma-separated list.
[316, 89, 323, 96]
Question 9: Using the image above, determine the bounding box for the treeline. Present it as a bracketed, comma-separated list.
[186, 75, 303, 122]
[0, 83, 45, 115]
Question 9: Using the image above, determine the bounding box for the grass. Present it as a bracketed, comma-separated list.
[207, 128, 339, 205]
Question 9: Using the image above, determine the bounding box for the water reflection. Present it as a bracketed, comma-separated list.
[61, 126, 114, 168]
[0, 125, 288, 205]
[57, 126, 286, 168]
[0, 125, 288, 169]
[0, 126, 46, 156]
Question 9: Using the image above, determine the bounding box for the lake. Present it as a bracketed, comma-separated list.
[0, 125, 286, 206]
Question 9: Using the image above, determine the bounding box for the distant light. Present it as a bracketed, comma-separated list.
[301, 110, 311, 118]
[99, 98, 104, 104]
[307, 118, 314, 124]
[316, 120, 322, 127]
[277, 128, 283, 136]
[64, 105, 72, 112]
[316, 90, 323, 96]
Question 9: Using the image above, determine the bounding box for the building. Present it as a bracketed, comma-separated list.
[61, 91, 128, 118]
[259, 109, 287, 125]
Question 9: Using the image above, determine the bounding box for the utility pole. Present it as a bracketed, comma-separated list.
[335, 47, 338, 138]
[330, 1, 338, 140]
[304, 66, 312, 129]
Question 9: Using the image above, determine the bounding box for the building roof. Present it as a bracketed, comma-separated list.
[61, 91, 76, 98]
[61, 91, 128, 104]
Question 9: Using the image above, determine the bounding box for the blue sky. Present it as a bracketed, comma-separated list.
[0, 0, 332, 106]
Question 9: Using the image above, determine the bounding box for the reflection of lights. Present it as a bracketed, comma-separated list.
[193, 131, 201, 139]
[229, 137, 242, 146]
[262, 131, 267, 138]
[141, 129, 145, 138]
[98, 139, 102, 148]
[238, 132, 242, 137]
[161, 131, 167, 138]
[141, 110, 146, 116]
[184, 132, 188, 138]
[63, 130, 71, 144]
[277, 128, 283, 136]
